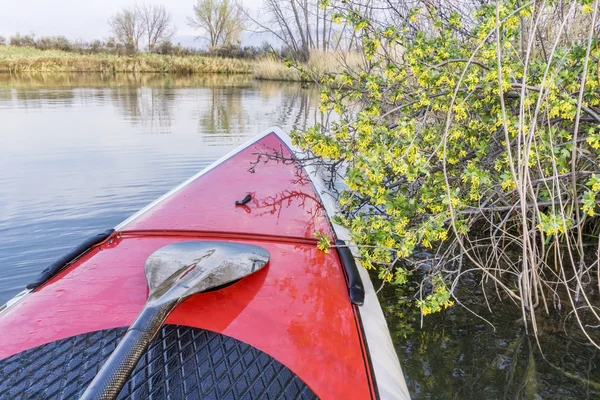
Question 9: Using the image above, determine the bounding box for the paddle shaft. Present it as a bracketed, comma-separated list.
[80, 301, 176, 400]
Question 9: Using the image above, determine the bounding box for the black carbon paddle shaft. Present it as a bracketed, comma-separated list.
[80, 302, 174, 400]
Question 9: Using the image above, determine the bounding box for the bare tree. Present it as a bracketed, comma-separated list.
[250, 0, 487, 58]
[187, 0, 245, 48]
[249, 0, 342, 58]
[137, 3, 176, 51]
[109, 7, 145, 53]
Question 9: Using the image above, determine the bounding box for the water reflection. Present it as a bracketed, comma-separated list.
[0, 73, 318, 140]
[0, 72, 318, 303]
[250, 172, 326, 238]
[382, 280, 600, 399]
[113, 87, 175, 134]
[198, 86, 245, 136]
[0, 72, 254, 89]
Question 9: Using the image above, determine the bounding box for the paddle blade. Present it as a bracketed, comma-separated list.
[81, 241, 269, 400]
[144, 241, 269, 302]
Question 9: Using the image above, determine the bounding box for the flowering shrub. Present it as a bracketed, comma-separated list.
[292, 0, 600, 342]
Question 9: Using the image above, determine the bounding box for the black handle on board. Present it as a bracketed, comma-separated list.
[335, 239, 365, 306]
[26, 229, 115, 290]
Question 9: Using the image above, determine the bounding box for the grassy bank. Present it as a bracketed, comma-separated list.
[0, 46, 360, 81]
[0, 46, 253, 74]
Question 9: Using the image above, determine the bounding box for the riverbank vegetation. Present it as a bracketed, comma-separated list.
[0, 46, 253, 74]
[0, 0, 363, 79]
[0, 45, 361, 81]
[289, 0, 600, 347]
[0, 1, 262, 74]
[0, 0, 260, 75]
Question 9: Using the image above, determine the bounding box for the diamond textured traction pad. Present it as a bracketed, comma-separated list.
[0, 325, 318, 399]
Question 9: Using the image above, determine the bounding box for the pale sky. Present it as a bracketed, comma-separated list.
[0, 0, 262, 43]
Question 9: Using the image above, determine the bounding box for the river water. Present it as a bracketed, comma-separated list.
[0, 73, 598, 399]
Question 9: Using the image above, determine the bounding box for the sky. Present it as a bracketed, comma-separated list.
[0, 0, 264, 46]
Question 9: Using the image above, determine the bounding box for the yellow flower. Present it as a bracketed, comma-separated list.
[587, 136, 600, 149]
[501, 178, 516, 191]
[583, 204, 595, 217]
[453, 104, 467, 121]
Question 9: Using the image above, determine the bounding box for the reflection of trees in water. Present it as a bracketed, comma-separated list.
[0, 73, 256, 115]
[105, 75, 257, 135]
[388, 282, 600, 399]
[4, 86, 76, 109]
[246, 166, 325, 237]
[196, 81, 319, 147]
[0, 72, 321, 135]
[0, 88, 14, 102]
[256, 81, 319, 132]
[112, 87, 174, 134]
[252, 188, 325, 238]
[0, 72, 254, 90]
[198, 86, 243, 137]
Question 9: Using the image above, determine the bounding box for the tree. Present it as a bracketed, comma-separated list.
[249, 0, 353, 60]
[136, 3, 176, 51]
[9, 32, 35, 47]
[187, 0, 245, 48]
[109, 7, 145, 53]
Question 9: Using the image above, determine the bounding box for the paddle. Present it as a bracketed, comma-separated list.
[80, 241, 269, 400]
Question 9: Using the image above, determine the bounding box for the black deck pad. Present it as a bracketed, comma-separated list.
[0, 325, 318, 399]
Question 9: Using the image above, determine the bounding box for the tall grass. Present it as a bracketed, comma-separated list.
[254, 50, 363, 81]
[0, 46, 253, 74]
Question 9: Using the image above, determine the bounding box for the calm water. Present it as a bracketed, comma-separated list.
[1, 73, 598, 399]
[0, 73, 318, 302]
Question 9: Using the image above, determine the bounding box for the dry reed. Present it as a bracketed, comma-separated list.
[253, 50, 363, 81]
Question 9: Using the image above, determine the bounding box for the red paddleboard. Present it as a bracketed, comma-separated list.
[0, 128, 409, 399]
